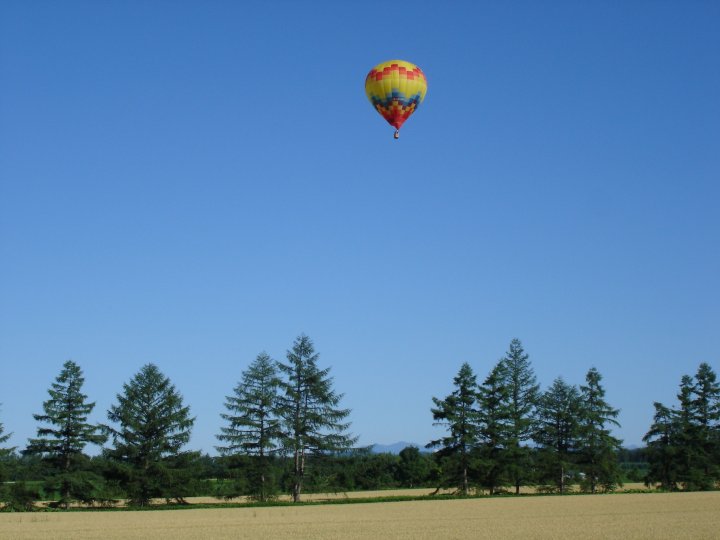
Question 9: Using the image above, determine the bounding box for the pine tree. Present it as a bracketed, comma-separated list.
[216, 352, 281, 501]
[576, 367, 622, 493]
[26, 360, 106, 508]
[499, 339, 539, 494]
[476, 361, 511, 495]
[674, 374, 700, 489]
[276, 335, 356, 502]
[690, 363, 720, 488]
[426, 362, 480, 495]
[533, 378, 581, 494]
[104, 364, 196, 506]
[643, 401, 680, 491]
[0, 407, 15, 489]
[0, 407, 13, 458]
[644, 363, 720, 491]
[672, 365, 720, 490]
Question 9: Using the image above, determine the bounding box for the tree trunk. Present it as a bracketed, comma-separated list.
[292, 447, 305, 502]
[293, 450, 300, 502]
[260, 472, 266, 502]
[259, 448, 266, 502]
[63, 451, 71, 509]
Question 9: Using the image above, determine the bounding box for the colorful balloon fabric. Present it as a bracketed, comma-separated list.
[365, 60, 427, 138]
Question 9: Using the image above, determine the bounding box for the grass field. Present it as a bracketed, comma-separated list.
[2, 491, 718, 539]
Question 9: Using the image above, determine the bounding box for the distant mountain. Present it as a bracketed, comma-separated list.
[370, 441, 424, 454]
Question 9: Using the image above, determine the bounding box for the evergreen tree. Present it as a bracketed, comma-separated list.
[533, 378, 580, 494]
[690, 363, 720, 488]
[499, 339, 539, 494]
[576, 367, 622, 493]
[674, 374, 700, 489]
[426, 362, 480, 495]
[0, 407, 13, 459]
[643, 401, 680, 490]
[644, 363, 720, 491]
[476, 361, 511, 494]
[0, 407, 15, 493]
[216, 352, 281, 501]
[276, 335, 356, 502]
[26, 360, 106, 508]
[104, 364, 197, 506]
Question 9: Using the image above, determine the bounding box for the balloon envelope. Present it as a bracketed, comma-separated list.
[365, 60, 427, 134]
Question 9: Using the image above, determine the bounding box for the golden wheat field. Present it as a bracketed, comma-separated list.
[2, 491, 719, 540]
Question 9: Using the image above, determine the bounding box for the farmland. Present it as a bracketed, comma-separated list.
[2, 491, 719, 539]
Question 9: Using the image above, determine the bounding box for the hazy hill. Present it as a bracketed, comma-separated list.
[370, 441, 423, 454]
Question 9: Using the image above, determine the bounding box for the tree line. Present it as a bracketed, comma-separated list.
[427, 339, 719, 495]
[428, 339, 719, 495]
[428, 339, 622, 495]
[0, 336, 718, 510]
[0, 335, 355, 509]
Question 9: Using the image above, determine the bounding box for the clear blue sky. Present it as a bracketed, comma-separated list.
[1, 1, 718, 454]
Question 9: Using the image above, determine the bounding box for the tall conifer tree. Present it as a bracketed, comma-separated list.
[276, 335, 356, 502]
[675, 374, 700, 489]
[644, 363, 720, 491]
[476, 361, 511, 494]
[499, 339, 539, 494]
[216, 352, 281, 500]
[691, 363, 720, 487]
[427, 362, 480, 495]
[643, 401, 681, 490]
[533, 378, 580, 494]
[576, 367, 622, 493]
[26, 360, 105, 508]
[0, 407, 12, 457]
[0, 407, 15, 491]
[104, 364, 196, 506]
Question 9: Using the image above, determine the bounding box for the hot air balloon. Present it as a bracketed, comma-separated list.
[365, 59, 427, 139]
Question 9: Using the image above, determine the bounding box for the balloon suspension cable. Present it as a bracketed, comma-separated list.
[394, 130, 400, 139]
